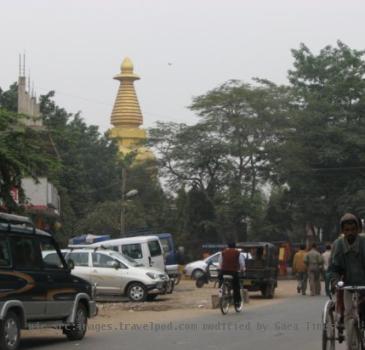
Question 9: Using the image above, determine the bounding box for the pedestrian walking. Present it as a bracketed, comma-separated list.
[304, 242, 324, 296]
[292, 244, 308, 295]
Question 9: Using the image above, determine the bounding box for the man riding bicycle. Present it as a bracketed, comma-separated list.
[218, 242, 246, 308]
[329, 213, 365, 350]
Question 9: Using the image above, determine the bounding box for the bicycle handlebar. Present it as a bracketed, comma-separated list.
[341, 286, 365, 291]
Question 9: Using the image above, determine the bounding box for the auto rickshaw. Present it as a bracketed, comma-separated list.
[237, 242, 279, 299]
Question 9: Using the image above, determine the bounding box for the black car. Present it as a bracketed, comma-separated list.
[0, 213, 97, 350]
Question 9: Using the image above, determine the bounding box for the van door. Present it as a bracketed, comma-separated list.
[147, 240, 165, 272]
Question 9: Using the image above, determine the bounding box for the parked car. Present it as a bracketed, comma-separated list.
[0, 213, 97, 350]
[89, 236, 165, 272]
[65, 248, 170, 302]
[183, 252, 221, 279]
[184, 251, 252, 280]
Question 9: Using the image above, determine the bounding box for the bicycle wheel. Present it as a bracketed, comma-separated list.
[220, 284, 230, 315]
[322, 300, 336, 350]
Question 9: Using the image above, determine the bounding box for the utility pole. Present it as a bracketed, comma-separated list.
[120, 166, 127, 237]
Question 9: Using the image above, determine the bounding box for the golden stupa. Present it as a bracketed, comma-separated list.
[109, 57, 153, 160]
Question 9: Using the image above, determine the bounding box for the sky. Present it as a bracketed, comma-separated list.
[1, 0, 365, 133]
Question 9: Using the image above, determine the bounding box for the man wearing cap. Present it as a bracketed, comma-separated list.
[329, 213, 365, 350]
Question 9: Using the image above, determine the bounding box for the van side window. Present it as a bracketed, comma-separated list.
[68, 252, 89, 267]
[39, 237, 65, 269]
[148, 240, 162, 257]
[0, 238, 11, 267]
[160, 238, 170, 254]
[11, 236, 41, 269]
[122, 244, 142, 259]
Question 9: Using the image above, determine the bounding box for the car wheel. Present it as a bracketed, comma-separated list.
[64, 303, 88, 341]
[127, 282, 147, 302]
[0, 311, 20, 350]
[192, 269, 204, 280]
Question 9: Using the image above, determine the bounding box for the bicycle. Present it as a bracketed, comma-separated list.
[322, 282, 365, 350]
[219, 274, 243, 315]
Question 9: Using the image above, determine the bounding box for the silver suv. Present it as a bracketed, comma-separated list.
[65, 249, 170, 302]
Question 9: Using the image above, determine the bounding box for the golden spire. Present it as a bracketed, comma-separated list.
[111, 57, 143, 128]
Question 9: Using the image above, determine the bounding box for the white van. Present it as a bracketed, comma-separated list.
[89, 236, 165, 272]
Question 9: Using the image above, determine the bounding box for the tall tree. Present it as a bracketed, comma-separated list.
[149, 80, 289, 243]
[39, 91, 124, 236]
[276, 41, 365, 239]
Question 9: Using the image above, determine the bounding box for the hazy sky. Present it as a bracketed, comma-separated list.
[1, 0, 365, 132]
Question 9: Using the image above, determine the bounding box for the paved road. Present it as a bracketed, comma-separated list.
[21, 294, 346, 350]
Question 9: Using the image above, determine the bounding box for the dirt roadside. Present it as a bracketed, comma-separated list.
[97, 279, 297, 312]
[22, 280, 299, 337]
[90, 279, 299, 326]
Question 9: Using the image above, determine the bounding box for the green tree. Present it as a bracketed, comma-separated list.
[0, 83, 18, 112]
[149, 80, 289, 242]
[73, 158, 174, 238]
[0, 108, 58, 212]
[275, 41, 365, 240]
[39, 92, 123, 236]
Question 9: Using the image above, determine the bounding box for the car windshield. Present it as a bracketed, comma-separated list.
[109, 251, 144, 267]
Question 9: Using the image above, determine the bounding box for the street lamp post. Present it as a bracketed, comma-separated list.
[120, 167, 127, 237]
[120, 187, 138, 237]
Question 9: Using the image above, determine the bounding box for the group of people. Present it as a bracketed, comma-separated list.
[292, 242, 332, 296]
[217, 213, 364, 350]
